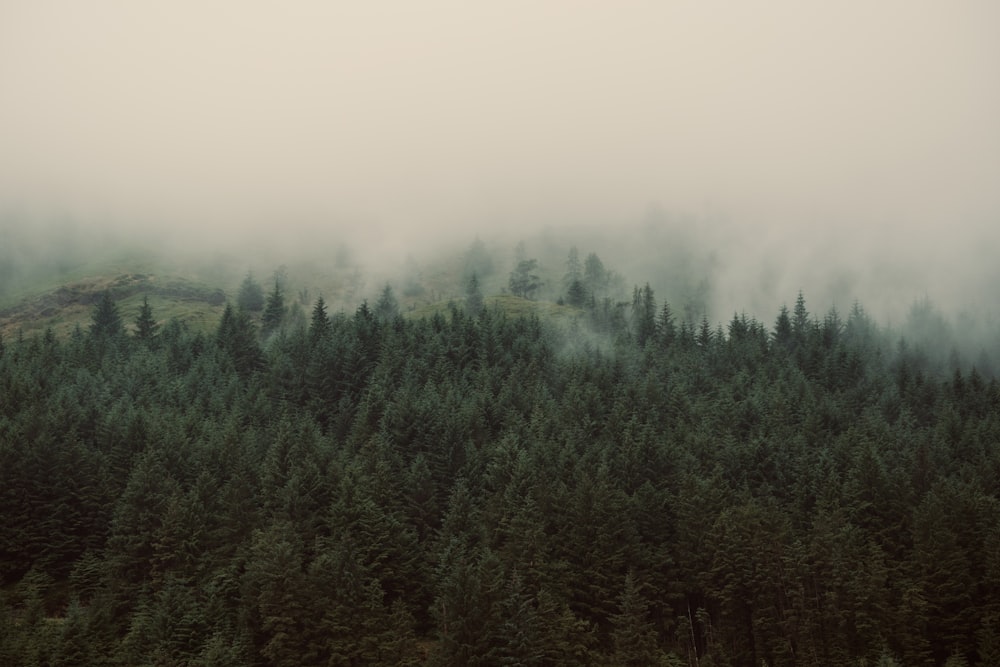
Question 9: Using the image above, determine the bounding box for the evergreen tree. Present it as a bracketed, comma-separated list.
[697, 315, 714, 348]
[631, 283, 657, 347]
[509, 259, 542, 300]
[465, 272, 485, 317]
[773, 304, 793, 351]
[90, 291, 124, 339]
[610, 570, 659, 665]
[309, 296, 331, 343]
[583, 253, 607, 298]
[565, 279, 588, 308]
[262, 280, 286, 336]
[792, 290, 811, 339]
[564, 246, 583, 295]
[496, 570, 546, 665]
[217, 303, 264, 375]
[657, 302, 676, 346]
[374, 283, 400, 322]
[134, 295, 158, 341]
[237, 272, 265, 312]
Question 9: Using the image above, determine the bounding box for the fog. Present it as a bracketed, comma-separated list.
[2, 1, 999, 323]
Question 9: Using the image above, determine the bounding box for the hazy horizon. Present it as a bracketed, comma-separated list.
[2, 1, 999, 322]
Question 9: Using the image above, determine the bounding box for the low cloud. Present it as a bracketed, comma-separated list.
[1, 1, 998, 322]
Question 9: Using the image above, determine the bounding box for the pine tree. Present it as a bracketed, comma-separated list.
[583, 253, 607, 298]
[216, 304, 264, 375]
[509, 259, 542, 300]
[697, 315, 714, 348]
[632, 283, 657, 347]
[90, 291, 123, 339]
[134, 295, 158, 341]
[564, 246, 582, 287]
[374, 283, 400, 322]
[243, 521, 310, 667]
[566, 279, 588, 308]
[497, 570, 546, 665]
[309, 296, 331, 343]
[658, 302, 676, 346]
[773, 304, 793, 351]
[237, 272, 265, 311]
[262, 280, 286, 336]
[792, 291, 810, 339]
[610, 570, 659, 665]
[465, 272, 485, 317]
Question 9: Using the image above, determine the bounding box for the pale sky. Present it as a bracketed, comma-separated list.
[1, 1, 999, 309]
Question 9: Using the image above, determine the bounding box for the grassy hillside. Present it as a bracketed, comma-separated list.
[0, 245, 587, 340]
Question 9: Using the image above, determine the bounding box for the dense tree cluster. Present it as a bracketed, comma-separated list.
[1, 283, 998, 665]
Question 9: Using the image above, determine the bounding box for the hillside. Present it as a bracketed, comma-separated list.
[3, 270, 999, 666]
[0, 238, 589, 341]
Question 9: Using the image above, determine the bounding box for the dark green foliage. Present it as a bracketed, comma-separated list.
[261, 279, 286, 336]
[610, 570, 659, 666]
[1, 284, 998, 665]
[133, 294, 158, 341]
[309, 295, 330, 342]
[216, 303, 264, 375]
[90, 290, 124, 339]
[565, 278, 587, 308]
[374, 282, 400, 322]
[509, 258, 542, 299]
[465, 272, 484, 316]
[773, 303, 793, 350]
[631, 283, 657, 346]
[563, 247, 588, 308]
[236, 271, 265, 311]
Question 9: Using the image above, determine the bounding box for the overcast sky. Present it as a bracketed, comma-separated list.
[2, 1, 999, 312]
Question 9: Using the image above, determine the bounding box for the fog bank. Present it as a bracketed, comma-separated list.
[2, 1, 998, 322]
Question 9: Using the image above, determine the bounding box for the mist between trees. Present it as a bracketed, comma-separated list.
[2, 218, 1000, 665]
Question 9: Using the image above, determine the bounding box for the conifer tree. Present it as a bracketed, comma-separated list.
[237, 272, 265, 312]
[563, 246, 588, 306]
[262, 280, 286, 336]
[697, 315, 714, 348]
[134, 295, 158, 341]
[309, 296, 330, 343]
[773, 304, 793, 351]
[583, 252, 607, 298]
[90, 291, 124, 339]
[374, 283, 400, 322]
[509, 258, 542, 300]
[497, 570, 546, 665]
[610, 570, 659, 665]
[792, 291, 811, 339]
[658, 302, 676, 346]
[632, 283, 657, 347]
[564, 246, 582, 287]
[216, 304, 264, 375]
[565, 279, 588, 308]
[465, 272, 484, 317]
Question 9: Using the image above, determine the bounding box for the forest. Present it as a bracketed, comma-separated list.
[1, 251, 999, 667]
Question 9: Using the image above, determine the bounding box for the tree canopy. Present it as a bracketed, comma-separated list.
[1, 278, 997, 666]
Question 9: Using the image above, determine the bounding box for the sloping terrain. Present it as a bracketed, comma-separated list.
[0, 272, 227, 339]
